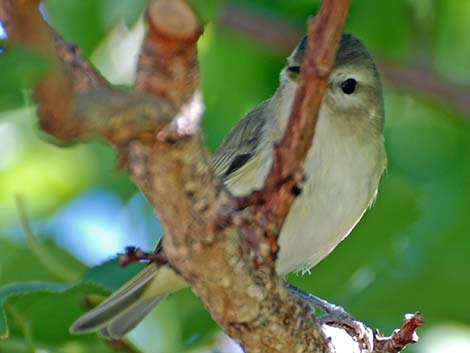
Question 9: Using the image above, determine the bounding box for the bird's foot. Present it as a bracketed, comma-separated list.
[287, 283, 351, 315]
[287, 284, 373, 352]
[320, 311, 373, 352]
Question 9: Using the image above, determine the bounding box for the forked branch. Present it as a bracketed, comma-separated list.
[0, 0, 423, 352]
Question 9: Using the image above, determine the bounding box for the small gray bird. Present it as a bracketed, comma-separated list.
[71, 34, 386, 338]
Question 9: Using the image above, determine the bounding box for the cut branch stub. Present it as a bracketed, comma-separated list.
[136, 0, 203, 107]
[0, 0, 418, 352]
[147, 0, 202, 43]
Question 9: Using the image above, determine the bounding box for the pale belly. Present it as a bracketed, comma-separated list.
[225, 111, 385, 276]
[275, 117, 385, 275]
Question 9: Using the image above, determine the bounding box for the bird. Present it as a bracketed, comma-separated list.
[70, 33, 386, 339]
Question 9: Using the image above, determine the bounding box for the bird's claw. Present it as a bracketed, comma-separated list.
[319, 310, 374, 352]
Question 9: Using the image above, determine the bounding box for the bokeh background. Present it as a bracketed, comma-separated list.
[0, 0, 469, 352]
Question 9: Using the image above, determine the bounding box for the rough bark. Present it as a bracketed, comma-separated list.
[0, 0, 422, 352]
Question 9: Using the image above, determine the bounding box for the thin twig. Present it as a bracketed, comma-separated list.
[240, 0, 351, 225]
[1, 1, 424, 352]
[374, 312, 424, 353]
[118, 246, 168, 267]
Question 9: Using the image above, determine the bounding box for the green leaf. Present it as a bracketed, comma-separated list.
[43, 0, 146, 56]
[346, 0, 410, 58]
[0, 282, 69, 339]
[0, 91, 26, 112]
[100, 0, 147, 28]
[188, 0, 221, 25]
[0, 281, 108, 342]
[0, 237, 74, 285]
[83, 258, 145, 291]
[235, 0, 321, 23]
[200, 29, 283, 150]
[432, 0, 470, 84]
[0, 46, 50, 92]
[0, 46, 49, 111]
[175, 290, 218, 350]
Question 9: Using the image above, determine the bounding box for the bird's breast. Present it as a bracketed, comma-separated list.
[275, 110, 385, 275]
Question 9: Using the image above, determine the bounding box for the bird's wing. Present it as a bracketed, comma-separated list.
[212, 99, 270, 180]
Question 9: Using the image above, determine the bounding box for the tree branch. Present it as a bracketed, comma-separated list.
[0, 0, 423, 352]
[0, 0, 74, 138]
[51, 31, 108, 92]
[374, 312, 424, 353]
[240, 0, 351, 230]
[135, 0, 201, 108]
[0, 0, 178, 143]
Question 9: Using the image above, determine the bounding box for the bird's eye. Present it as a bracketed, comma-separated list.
[287, 66, 300, 74]
[341, 78, 357, 94]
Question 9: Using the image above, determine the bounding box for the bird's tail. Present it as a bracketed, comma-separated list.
[70, 263, 186, 339]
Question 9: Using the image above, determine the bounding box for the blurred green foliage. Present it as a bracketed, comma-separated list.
[0, 47, 49, 111]
[0, 0, 469, 353]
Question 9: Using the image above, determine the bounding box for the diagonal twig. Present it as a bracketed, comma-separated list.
[0, 1, 425, 352]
